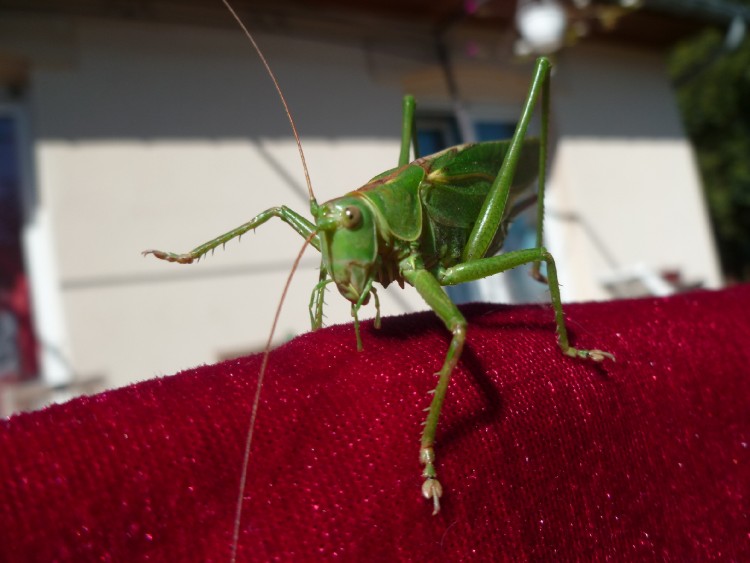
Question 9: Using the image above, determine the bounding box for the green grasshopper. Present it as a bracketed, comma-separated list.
[144, 2, 614, 537]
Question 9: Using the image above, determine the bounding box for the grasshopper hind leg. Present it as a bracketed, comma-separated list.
[441, 247, 615, 363]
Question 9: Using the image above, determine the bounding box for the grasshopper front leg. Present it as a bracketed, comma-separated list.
[309, 264, 331, 331]
[143, 206, 318, 263]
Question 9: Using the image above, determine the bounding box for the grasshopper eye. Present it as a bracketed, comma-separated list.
[342, 206, 362, 229]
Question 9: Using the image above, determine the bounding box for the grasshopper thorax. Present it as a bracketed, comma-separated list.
[316, 195, 379, 304]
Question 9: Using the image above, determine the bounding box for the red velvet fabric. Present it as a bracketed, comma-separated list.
[1, 286, 749, 561]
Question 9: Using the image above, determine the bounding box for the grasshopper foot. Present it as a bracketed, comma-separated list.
[142, 249, 196, 264]
[566, 347, 615, 362]
[420, 446, 443, 515]
[421, 477, 443, 515]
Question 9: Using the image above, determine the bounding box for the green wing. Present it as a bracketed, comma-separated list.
[414, 139, 540, 264]
[419, 139, 540, 229]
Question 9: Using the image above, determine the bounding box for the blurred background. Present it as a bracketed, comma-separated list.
[0, 0, 746, 413]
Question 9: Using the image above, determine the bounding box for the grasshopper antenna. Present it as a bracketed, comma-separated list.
[221, 0, 318, 212]
[230, 233, 316, 562]
[220, 2, 321, 560]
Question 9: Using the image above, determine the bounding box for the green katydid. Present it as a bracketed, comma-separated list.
[143, 1, 614, 554]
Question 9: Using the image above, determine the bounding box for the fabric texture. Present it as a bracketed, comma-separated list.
[1, 286, 748, 561]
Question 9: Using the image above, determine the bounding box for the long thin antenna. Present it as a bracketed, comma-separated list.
[221, 0, 316, 206]
[230, 232, 316, 562]
[219, 3, 320, 558]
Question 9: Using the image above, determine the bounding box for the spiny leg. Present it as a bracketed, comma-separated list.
[402, 268, 467, 515]
[143, 205, 318, 263]
[309, 264, 331, 331]
[441, 248, 615, 362]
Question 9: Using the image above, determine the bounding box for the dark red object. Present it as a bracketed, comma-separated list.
[1, 286, 749, 561]
[0, 250, 39, 380]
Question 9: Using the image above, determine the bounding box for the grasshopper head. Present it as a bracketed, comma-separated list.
[316, 195, 378, 304]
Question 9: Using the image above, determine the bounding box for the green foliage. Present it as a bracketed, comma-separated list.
[669, 27, 750, 281]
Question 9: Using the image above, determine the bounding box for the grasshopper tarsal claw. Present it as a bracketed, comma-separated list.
[420, 446, 443, 514]
[567, 348, 616, 362]
[587, 349, 616, 362]
[421, 478, 443, 515]
[142, 249, 196, 264]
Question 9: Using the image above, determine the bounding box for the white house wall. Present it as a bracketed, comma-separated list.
[546, 43, 721, 301]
